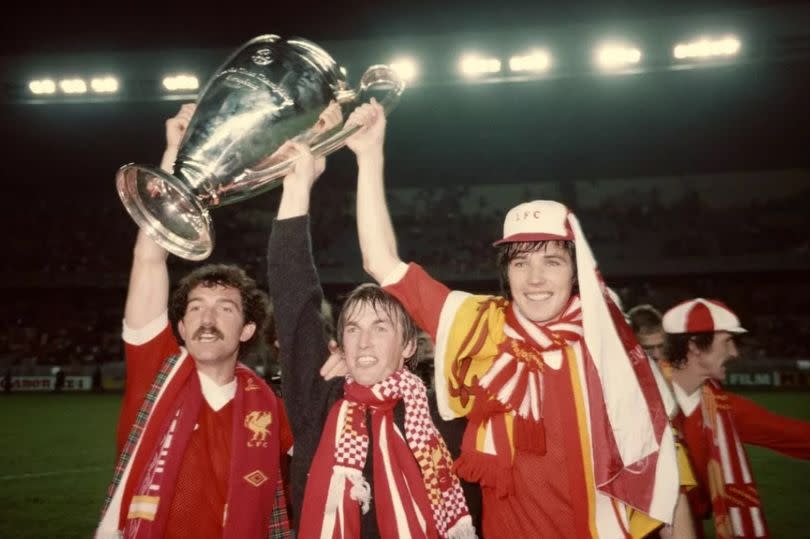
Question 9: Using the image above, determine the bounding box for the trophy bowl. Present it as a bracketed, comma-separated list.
[116, 34, 404, 260]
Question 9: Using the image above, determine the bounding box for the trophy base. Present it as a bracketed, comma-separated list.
[116, 165, 213, 261]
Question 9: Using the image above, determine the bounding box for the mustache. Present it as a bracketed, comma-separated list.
[192, 325, 224, 340]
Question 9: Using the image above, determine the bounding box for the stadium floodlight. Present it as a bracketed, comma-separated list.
[459, 53, 502, 77]
[59, 78, 88, 94]
[673, 36, 741, 60]
[509, 49, 552, 73]
[90, 76, 119, 93]
[162, 74, 199, 92]
[594, 43, 642, 71]
[28, 79, 56, 95]
[389, 57, 419, 83]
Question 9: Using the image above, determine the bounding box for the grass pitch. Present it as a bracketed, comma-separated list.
[1, 391, 808, 538]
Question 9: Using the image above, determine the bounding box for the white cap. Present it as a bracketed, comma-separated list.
[493, 200, 573, 246]
[662, 298, 747, 334]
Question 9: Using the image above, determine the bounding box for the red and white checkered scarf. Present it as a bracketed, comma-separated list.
[300, 369, 475, 538]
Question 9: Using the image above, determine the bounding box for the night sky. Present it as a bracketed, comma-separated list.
[6, 2, 798, 54]
[2, 1, 808, 251]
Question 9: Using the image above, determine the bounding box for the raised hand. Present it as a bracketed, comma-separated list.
[345, 98, 386, 157]
[165, 103, 196, 149]
[281, 141, 326, 192]
[319, 339, 348, 380]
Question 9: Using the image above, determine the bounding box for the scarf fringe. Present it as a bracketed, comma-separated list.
[329, 465, 372, 515]
[349, 475, 372, 514]
[447, 515, 478, 539]
[454, 452, 514, 498]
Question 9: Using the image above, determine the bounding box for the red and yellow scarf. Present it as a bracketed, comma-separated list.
[454, 296, 586, 491]
[444, 291, 675, 534]
[701, 381, 769, 539]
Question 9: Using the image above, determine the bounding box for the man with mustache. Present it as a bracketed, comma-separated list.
[664, 298, 810, 538]
[96, 104, 293, 539]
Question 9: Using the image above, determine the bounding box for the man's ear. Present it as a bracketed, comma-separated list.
[240, 322, 257, 343]
[687, 338, 702, 359]
[401, 337, 417, 361]
[177, 320, 187, 342]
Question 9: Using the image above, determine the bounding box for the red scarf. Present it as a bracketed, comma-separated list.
[454, 294, 670, 518]
[123, 364, 282, 539]
[300, 369, 475, 538]
[701, 381, 769, 539]
[454, 297, 589, 496]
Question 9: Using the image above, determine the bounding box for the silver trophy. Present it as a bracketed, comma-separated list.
[116, 34, 404, 260]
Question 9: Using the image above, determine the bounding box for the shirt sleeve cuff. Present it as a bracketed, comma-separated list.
[122, 311, 170, 345]
[381, 261, 410, 287]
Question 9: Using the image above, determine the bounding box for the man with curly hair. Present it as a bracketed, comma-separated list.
[96, 104, 292, 539]
[664, 298, 810, 538]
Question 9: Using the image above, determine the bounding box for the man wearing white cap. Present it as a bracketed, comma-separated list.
[663, 298, 810, 539]
[340, 101, 680, 538]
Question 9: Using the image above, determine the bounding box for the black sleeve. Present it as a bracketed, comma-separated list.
[267, 214, 341, 524]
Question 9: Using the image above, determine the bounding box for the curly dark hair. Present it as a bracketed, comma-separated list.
[496, 240, 577, 300]
[336, 283, 419, 369]
[169, 264, 271, 359]
[665, 332, 714, 369]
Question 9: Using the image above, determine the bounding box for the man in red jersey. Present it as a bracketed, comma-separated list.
[664, 298, 810, 538]
[96, 104, 294, 539]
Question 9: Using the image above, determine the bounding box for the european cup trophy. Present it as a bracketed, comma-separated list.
[116, 34, 404, 260]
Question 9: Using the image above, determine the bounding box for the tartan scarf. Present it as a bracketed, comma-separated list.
[300, 368, 475, 539]
[98, 352, 282, 539]
[701, 380, 769, 539]
[101, 352, 189, 522]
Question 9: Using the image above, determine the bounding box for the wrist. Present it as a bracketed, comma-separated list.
[160, 147, 180, 172]
[282, 181, 313, 200]
[356, 148, 384, 167]
[133, 231, 169, 262]
[277, 184, 311, 219]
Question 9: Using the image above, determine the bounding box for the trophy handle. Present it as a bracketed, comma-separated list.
[236, 64, 403, 189]
[116, 164, 214, 260]
[311, 65, 405, 157]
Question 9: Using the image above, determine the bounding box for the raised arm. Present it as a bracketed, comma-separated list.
[345, 98, 403, 283]
[267, 141, 338, 522]
[276, 141, 324, 219]
[123, 104, 195, 329]
[269, 140, 329, 407]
